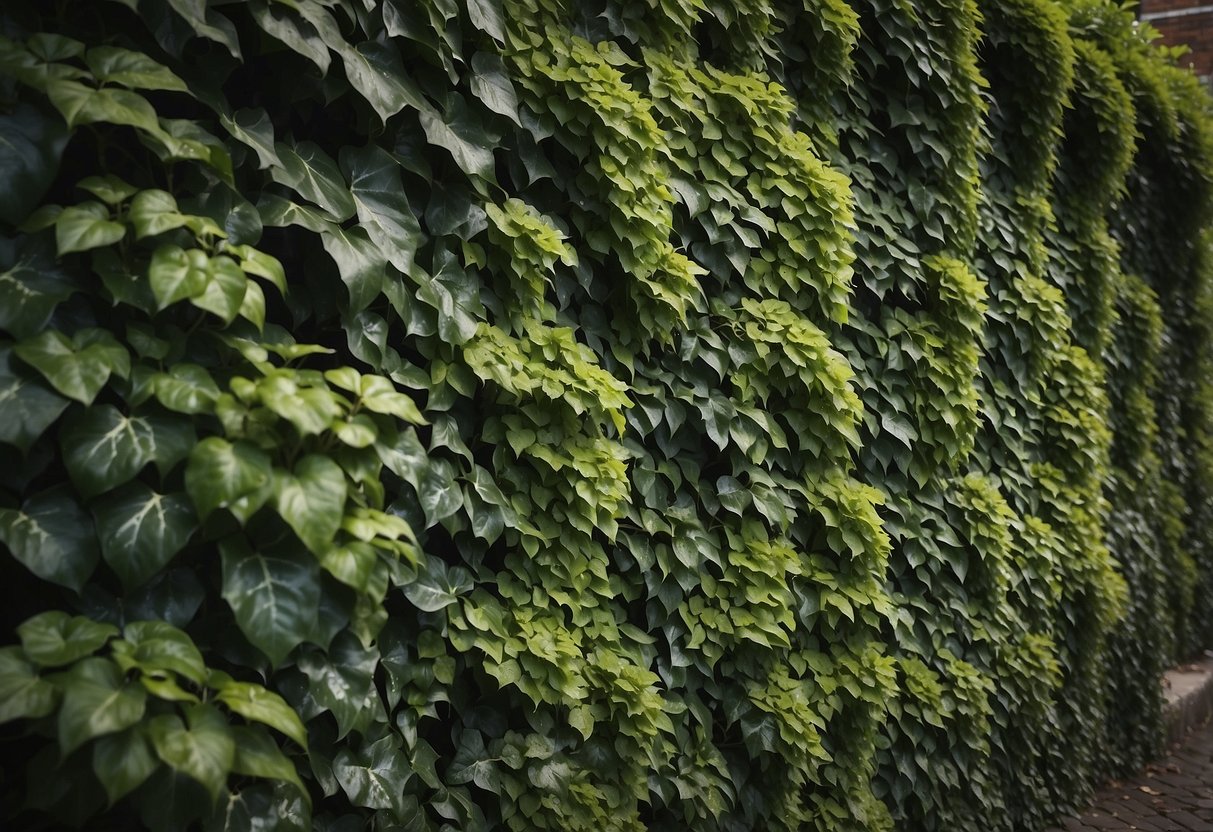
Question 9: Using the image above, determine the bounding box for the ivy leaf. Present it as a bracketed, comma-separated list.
[273, 455, 347, 555]
[229, 725, 308, 799]
[61, 405, 152, 498]
[93, 727, 159, 804]
[271, 142, 355, 221]
[298, 634, 379, 739]
[94, 484, 196, 588]
[415, 458, 463, 527]
[0, 101, 69, 226]
[215, 679, 308, 748]
[320, 226, 385, 313]
[417, 252, 482, 345]
[18, 611, 117, 667]
[218, 108, 281, 169]
[163, 0, 242, 58]
[0, 486, 99, 591]
[191, 254, 248, 324]
[447, 731, 503, 793]
[149, 704, 236, 801]
[0, 647, 58, 724]
[418, 94, 495, 180]
[340, 144, 424, 273]
[0, 252, 76, 338]
[248, 3, 331, 74]
[55, 202, 126, 255]
[117, 621, 207, 685]
[56, 657, 147, 755]
[469, 52, 520, 126]
[466, 0, 506, 42]
[85, 46, 189, 93]
[332, 732, 413, 816]
[0, 344, 69, 450]
[148, 246, 210, 309]
[78, 174, 138, 204]
[185, 437, 273, 520]
[152, 364, 220, 415]
[220, 538, 320, 666]
[341, 41, 427, 122]
[130, 190, 190, 238]
[402, 555, 472, 612]
[15, 328, 129, 405]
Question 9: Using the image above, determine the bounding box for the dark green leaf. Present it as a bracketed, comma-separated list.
[220, 538, 320, 666]
[0, 646, 59, 723]
[93, 727, 159, 804]
[0, 344, 69, 449]
[0, 486, 99, 591]
[271, 142, 355, 221]
[0, 101, 69, 225]
[185, 437, 273, 520]
[273, 455, 347, 554]
[95, 483, 196, 588]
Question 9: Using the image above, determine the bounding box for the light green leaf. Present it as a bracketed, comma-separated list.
[86, 46, 189, 92]
[271, 142, 355, 221]
[46, 80, 160, 131]
[220, 538, 320, 666]
[153, 364, 221, 415]
[0, 646, 59, 723]
[273, 455, 347, 554]
[185, 437, 273, 519]
[149, 704, 236, 801]
[191, 254, 248, 324]
[55, 201, 125, 255]
[94, 484, 196, 587]
[93, 726, 159, 804]
[78, 174, 138, 205]
[57, 657, 147, 755]
[18, 611, 117, 667]
[0, 486, 98, 591]
[0, 344, 69, 449]
[149, 245, 210, 309]
[116, 621, 207, 685]
[14, 328, 128, 404]
[215, 680, 308, 748]
[130, 189, 190, 238]
[340, 144, 424, 273]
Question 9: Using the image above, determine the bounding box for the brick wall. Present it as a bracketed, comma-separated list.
[1140, 0, 1213, 80]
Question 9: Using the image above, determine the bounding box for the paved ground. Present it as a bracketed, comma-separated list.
[1047, 720, 1213, 831]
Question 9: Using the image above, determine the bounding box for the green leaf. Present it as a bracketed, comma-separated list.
[46, 80, 160, 131]
[61, 405, 151, 498]
[14, 328, 129, 404]
[298, 633, 379, 739]
[0, 252, 74, 339]
[0, 101, 69, 225]
[417, 252, 482, 345]
[0, 646, 59, 723]
[149, 704, 236, 801]
[93, 726, 159, 804]
[148, 245, 210, 309]
[325, 369, 425, 424]
[249, 2, 331, 74]
[415, 459, 463, 527]
[130, 190, 190, 238]
[153, 364, 220, 415]
[55, 201, 125, 255]
[117, 621, 207, 685]
[95, 484, 196, 588]
[85, 46, 189, 92]
[0, 344, 69, 449]
[219, 108, 281, 170]
[57, 657, 147, 755]
[320, 226, 386, 313]
[271, 142, 355, 221]
[273, 455, 347, 554]
[341, 40, 428, 122]
[257, 370, 344, 435]
[220, 538, 320, 666]
[402, 555, 472, 612]
[229, 725, 308, 799]
[332, 732, 412, 815]
[469, 52, 520, 125]
[215, 679, 308, 748]
[340, 144, 424, 273]
[185, 437, 273, 520]
[18, 611, 117, 666]
[0, 486, 99, 591]
[164, 0, 242, 58]
[78, 174, 138, 204]
[467, 0, 506, 42]
[419, 95, 495, 180]
[191, 254, 248, 324]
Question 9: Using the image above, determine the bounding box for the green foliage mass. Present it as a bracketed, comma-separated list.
[0, 0, 1210, 830]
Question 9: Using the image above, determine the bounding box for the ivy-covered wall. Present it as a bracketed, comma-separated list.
[0, 1, 1211, 830]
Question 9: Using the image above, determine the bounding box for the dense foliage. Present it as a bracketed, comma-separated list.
[1, 0, 1211, 830]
